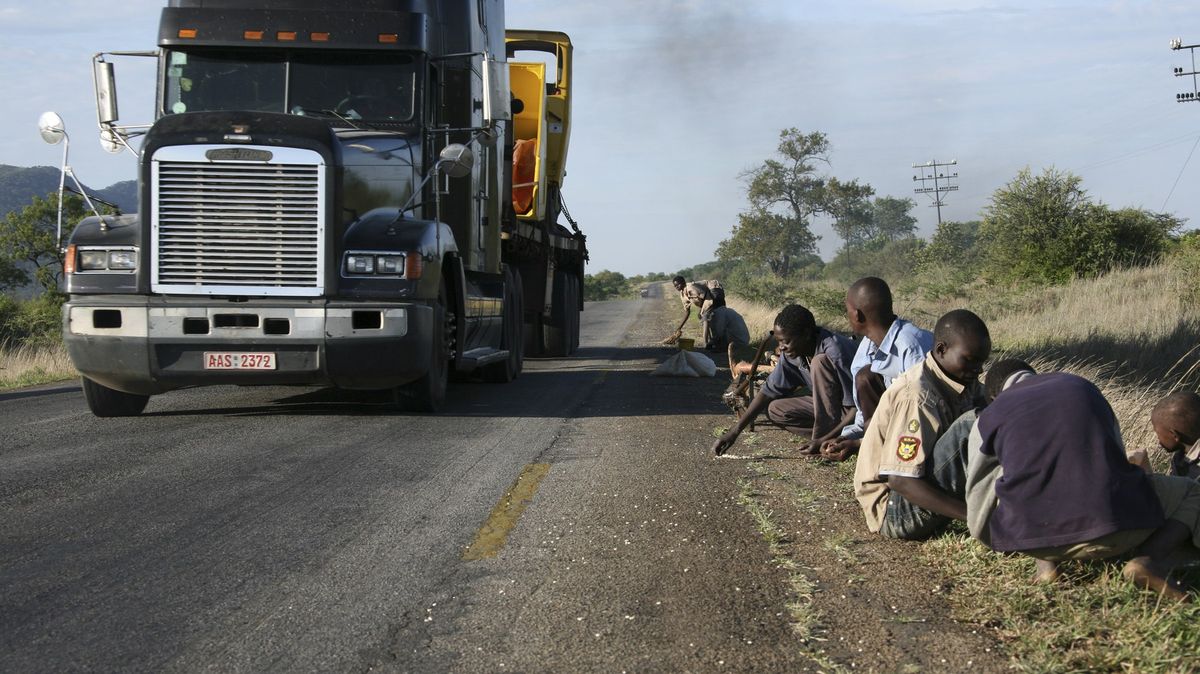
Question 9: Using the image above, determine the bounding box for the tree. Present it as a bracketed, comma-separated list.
[716, 207, 818, 277]
[918, 220, 981, 268]
[717, 129, 873, 277]
[870, 196, 919, 242]
[825, 178, 876, 250]
[978, 167, 1181, 284]
[0, 192, 97, 293]
[583, 270, 628, 301]
[977, 168, 1092, 284]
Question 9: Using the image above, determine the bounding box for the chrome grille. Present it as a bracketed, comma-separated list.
[152, 145, 325, 296]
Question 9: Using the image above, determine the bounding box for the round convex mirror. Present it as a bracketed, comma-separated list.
[38, 111, 66, 145]
[438, 143, 474, 178]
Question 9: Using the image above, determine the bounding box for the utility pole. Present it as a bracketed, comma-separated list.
[1171, 37, 1200, 103]
[911, 159, 958, 226]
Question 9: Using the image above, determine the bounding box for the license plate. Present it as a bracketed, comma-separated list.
[203, 352, 276, 370]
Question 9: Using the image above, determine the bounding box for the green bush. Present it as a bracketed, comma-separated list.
[977, 168, 1181, 285]
[0, 293, 64, 348]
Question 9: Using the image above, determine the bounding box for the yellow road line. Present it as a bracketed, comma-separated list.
[462, 462, 552, 561]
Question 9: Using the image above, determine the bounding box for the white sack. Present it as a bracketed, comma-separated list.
[651, 350, 717, 378]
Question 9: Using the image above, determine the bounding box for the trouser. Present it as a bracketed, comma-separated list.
[879, 409, 977, 540]
[856, 368, 887, 431]
[698, 300, 715, 347]
[765, 354, 854, 440]
[1022, 473, 1200, 561]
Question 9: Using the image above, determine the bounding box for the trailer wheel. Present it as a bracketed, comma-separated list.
[483, 266, 523, 383]
[543, 268, 577, 357]
[396, 279, 450, 412]
[569, 273, 581, 352]
[82, 377, 150, 417]
[512, 269, 525, 375]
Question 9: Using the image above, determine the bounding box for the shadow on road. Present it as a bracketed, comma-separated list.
[0, 384, 81, 402]
[139, 345, 733, 420]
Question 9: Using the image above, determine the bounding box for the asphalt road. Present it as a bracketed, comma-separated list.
[1, 293, 812, 672]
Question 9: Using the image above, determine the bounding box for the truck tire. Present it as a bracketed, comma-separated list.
[543, 268, 572, 357]
[396, 280, 450, 412]
[483, 266, 523, 383]
[569, 273, 581, 352]
[82, 377, 150, 417]
[512, 269, 525, 375]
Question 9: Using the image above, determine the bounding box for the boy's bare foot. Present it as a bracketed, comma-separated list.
[1123, 557, 1190, 602]
[1032, 559, 1061, 584]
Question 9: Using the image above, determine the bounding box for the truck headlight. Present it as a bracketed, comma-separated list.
[376, 254, 404, 275]
[343, 251, 410, 277]
[72, 246, 138, 273]
[108, 250, 138, 270]
[346, 254, 376, 274]
[79, 250, 108, 271]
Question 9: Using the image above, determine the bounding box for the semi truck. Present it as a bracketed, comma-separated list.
[43, 0, 586, 416]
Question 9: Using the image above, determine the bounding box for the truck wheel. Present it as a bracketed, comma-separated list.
[543, 268, 573, 357]
[524, 313, 544, 357]
[512, 269, 525, 375]
[569, 273, 581, 352]
[396, 280, 450, 412]
[82, 377, 150, 417]
[483, 266, 522, 383]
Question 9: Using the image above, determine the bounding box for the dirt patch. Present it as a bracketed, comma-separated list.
[733, 449, 1009, 672]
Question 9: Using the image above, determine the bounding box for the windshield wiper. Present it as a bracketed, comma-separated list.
[289, 105, 364, 129]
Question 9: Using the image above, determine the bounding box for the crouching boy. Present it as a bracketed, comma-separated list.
[853, 309, 990, 540]
[966, 365, 1200, 600]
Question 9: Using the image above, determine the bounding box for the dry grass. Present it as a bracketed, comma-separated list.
[0, 342, 76, 390]
[725, 260, 1200, 671]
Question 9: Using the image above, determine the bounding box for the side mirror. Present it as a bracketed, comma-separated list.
[94, 59, 119, 125]
[437, 144, 474, 178]
[481, 58, 511, 125]
[38, 111, 66, 145]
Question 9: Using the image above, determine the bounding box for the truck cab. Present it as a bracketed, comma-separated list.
[49, 0, 584, 416]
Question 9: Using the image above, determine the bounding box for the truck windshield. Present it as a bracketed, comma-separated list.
[163, 49, 418, 124]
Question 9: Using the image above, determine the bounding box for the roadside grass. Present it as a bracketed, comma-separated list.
[920, 533, 1200, 673]
[0, 342, 74, 390]
[725, 258, 1200, 671]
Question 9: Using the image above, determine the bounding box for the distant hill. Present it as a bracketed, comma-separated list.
[0, 165, 137, 218]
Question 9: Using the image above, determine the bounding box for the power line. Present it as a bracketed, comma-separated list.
[911, 159, 959, 225]
[1161, 134, 1200, 211]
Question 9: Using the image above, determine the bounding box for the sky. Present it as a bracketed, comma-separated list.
[3, 1, 1199, 275]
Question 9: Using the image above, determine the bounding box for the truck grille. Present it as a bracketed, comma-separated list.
[151, 145, 326, 296]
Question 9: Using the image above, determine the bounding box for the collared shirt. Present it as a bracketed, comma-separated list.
[1171, 439, 1200, 480]
[708, 306, 751, 347]
[972, 373, 1164, 552]
[853, 352, 984, 533]
[840, 318, 934, 440]
[759, 328, 855, 407]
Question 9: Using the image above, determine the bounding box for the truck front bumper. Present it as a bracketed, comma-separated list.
[63, 297, 433, 395]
